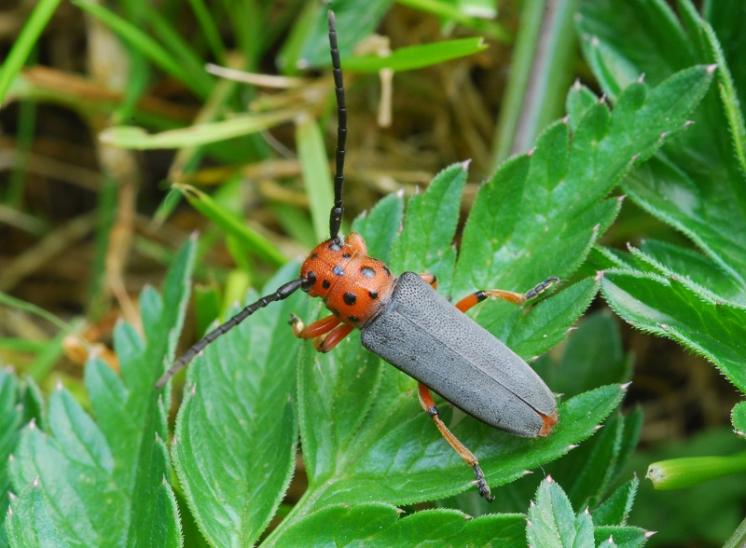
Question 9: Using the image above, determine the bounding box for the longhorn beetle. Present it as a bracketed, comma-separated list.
[157, 10, 559, 501]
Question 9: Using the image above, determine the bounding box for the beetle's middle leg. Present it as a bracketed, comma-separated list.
[417, 382, 494, 501]
[456, 276, 559, 312]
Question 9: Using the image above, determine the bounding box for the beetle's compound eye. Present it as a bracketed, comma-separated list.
[302, 271, 317, 291]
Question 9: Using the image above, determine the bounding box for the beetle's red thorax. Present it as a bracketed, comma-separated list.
[300, 233, 395, 327]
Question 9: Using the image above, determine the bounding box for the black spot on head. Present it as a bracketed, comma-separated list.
[368, 290, 378, 299]
[348, 315, 360, 323]
[322, 279, 331, 289]
[302, 271, 317, 291]
[342, 252, 351, 258]
[310, 252, 318, 259]
[333, 265, 344, 276]
[343, 292, 357, 305]
[361, 266, 375, 278]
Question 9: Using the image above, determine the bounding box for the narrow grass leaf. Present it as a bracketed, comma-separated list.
[100, 111, 296, 150]
[296, 115, 335, 242]
[178, 185, 286, 266]
[343, 37, 487, 73]
[0, 0, 61, 104]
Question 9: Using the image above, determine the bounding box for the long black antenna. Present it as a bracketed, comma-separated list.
[327, 9, 346, 242]
[156, 278, 305, 388]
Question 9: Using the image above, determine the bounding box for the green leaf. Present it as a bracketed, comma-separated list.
[601, 270, 746, 395]
[6, 238, 196, 547]
[533, 310, 629, 398]
[296, 114, 335, 242]
[578, 0, 746, 285]
[173, 264, 310, 547]
[278, 0, 393, 71]
[267, 504, 525, 546]
[343, 37, 487, 73]
[352, 192, 404, 264]
[633, 240, 746, 308]
[453, 65, 713, 311]
[389, 162, 467, 295]
[177, 185, 286, 267]
[551, 413, 625, 508]
[732, 401, 746, 438]
[0, 369, 22, 546]
[526, 477, 594, 548]
[0, 0, 61, 105]
[593, 477, 639, 527]
[100, 111, 296, 150]
[594, 525, 650, 548]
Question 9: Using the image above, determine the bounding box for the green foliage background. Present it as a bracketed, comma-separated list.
[0, 0, 745, 546]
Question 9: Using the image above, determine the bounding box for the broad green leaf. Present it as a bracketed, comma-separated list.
[100, 111, 296, 150]
[533, 311, 629, 398]
[6, 238, 196, 547]
[578, 0, 746, 286]
[389, 162, 467, 295]
[601, 270, 746, 395]
[733, 401, 746, 438]
[551, 413, 624, 508]
[633, 240, 746, 308]
[343, 37, 487, 73]
[352, 192, 404, 264]
[267, 504, 525, 546]
[594, 526, 649, 548]
[526, 477, 594, 548]
[173, 264, 310, 548]
[0, 369, 22, 547]
[453, 65, 713, 312]
[593, 477, 639, 527]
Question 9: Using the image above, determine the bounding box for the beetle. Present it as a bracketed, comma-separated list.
[157, 10, 559, 501]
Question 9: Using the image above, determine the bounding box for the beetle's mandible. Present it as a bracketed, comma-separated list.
[157, 9, 560, 501]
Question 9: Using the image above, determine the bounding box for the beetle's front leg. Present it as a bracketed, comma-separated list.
[289, 314, 340, 338]
[418, 383, 494, 501]
[455, 276, 559, 312]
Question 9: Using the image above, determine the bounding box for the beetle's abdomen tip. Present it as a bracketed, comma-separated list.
[538, 411, 558, 437]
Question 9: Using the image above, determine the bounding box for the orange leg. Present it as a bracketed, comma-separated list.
[417, 383, 494, 501]
[456, 276, 559, 313]
[315, 323, 354, 352]
[289, 314, 340, 339]
[419, 272, 438, 288]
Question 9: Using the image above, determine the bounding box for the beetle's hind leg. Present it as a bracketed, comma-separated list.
[455, 276, 559, 312]
[418, 383, 494, 501]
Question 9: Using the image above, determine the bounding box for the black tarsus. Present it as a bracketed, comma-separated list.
[327, 9, 346, 242]
[155, 278, 305, 388]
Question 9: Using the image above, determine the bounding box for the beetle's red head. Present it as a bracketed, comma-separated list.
[300, 237, 359, 298]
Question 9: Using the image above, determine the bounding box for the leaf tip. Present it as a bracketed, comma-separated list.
[645, 530, 658, 539]
[705, 63, 718, 74]
[595, 270, 605, 283]
[545, 474, 554, 483]
[55, 379, 63, 391]
[684, 119, 695, 129]
[621, 381, 632, 391]
[27, 418, 37, 431]
[8, 453, 14, 463]
[522, 469, 534, 477]
[561, 114, 570, 125]
[460, 159, 472, 172]
[590, 35, 600, 47]
[573, 78, 582, 91]
[566, 443, 579, 451]
[8, 491, 16, 503]
[637, 73, 646, 83]
[616, 194, 626, 204]
[598, 94, 607, 105]
[32, 476, 40, 488]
